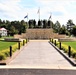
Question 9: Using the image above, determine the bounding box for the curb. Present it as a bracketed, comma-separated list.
[49, 42, 76, 66]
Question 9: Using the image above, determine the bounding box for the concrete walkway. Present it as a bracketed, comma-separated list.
[6, 40, 74, 69]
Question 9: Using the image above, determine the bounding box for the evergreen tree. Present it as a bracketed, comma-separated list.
[53, 21, 61, 33]
[66, 19, 75, 35]
[33, 19, 36, 28]
[43, 20, 47, 28]
[72, 26, 76, 36]
[38, 20, 42, 28]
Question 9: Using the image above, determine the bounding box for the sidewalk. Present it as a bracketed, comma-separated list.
[2, 40, 75, 69]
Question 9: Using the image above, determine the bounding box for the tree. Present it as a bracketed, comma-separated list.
[72, 26, 76, 36]
[48, 20, 51, 28]
[6, 20, 11, 29]
[10, 26, 16, 36]
[66, 19, 75, 35]
[53, 21, 61, 33]
[0, 19, 28, 35]
[28, 20, 34, 28]
[28, 20, 31, 28]
[21, 20, 27, 33]
[38, 20, 42, 28]
[59, 25, 66, 34]
[33, 19, 36, 28]
[48, 20, 53, 28]
[0, 19, 2, 25]
[43, 19, 47, 28]
[0, 33, 2, 38]
[0, 19, 6, 28]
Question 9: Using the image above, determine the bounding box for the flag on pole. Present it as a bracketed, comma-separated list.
[37, 7, 40, 20]
[37, 8, 40, 14]
[24, 14, 28, 24]
[49, 15, 51, 19]
[49, 12, 52, 20]
[24, 15, 28, 18]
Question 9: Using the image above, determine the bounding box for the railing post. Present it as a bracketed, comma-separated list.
[52, 39, 53, 43]
[26, 39, 27, 43]
[23, 40, 25, 46]
[10, 46, 12, 57]
[68, 46, 71, 57]
[59, 42, 61, 50]
[18, 42, 20, 49]
[50, 38, 51, 42]
[55, 40, 56, 46]
[28, 38, 29, 42]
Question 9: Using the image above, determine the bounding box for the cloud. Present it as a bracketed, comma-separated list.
[0, 0, 76, 25]
[35, 0, 76, 25]
[0, 0, 21, 20]
[52, 11, 64, 16]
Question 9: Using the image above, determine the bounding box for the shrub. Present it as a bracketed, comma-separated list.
[1, 49, 10, 57]
[53, 39, 76, 59]
[0, 43, 18, 60]
[61, 44, 68, 53]
[12, 43, 18, 53]
[71, 49, 76, 58]
[0, 53, 6, 60]
[56, 41, 60, 48]
[20, 42, 23, 47]
[0, 39, 26, 60]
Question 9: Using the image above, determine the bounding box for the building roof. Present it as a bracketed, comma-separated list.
[0, 28, 7, 31]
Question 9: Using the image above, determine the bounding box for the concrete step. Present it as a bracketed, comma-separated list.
[0, 68, 76, 75]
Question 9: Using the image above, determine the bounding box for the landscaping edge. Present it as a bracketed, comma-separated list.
[0, 43, 28, 65]
[49, 42, 76, 66]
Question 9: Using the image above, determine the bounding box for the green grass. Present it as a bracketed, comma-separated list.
[62, 42, 76, 50]
[0, 41, 17, 51]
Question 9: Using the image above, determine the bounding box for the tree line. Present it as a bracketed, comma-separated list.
[0, 19, 27, 36]
[53, 19, 76, 36]
[0, 19, 76, 36]
[28, 19, 53, 28]
[28, 19, 76, 36]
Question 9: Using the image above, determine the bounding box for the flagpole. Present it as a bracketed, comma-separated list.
[27, 13, 28, 24]
[26, 13, 28, 25]
[24, 13, 29, 28]
[50, 12, 52, 28]
[48, 12, 52, 28]
[38, 7, 40, 21]
[39, 7, 40, 20]
[49, 12, 52, 20]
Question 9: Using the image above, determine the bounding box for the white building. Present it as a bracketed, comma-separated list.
[0, 28, 7, 36]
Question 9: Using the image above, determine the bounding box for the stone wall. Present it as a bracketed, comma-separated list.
[26, 29, 54, 39]
[58, 37, 76, 42]
[14, 33, 26, 39]
[14, 28, 66, 39]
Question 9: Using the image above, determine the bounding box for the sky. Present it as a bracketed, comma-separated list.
[0, 0, 76, 25]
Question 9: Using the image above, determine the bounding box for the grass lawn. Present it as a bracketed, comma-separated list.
[62, 42, 76, 50]
[0, 41, 17, 51]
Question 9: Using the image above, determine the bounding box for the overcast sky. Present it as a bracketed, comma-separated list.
[0, 0, 76, 25]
